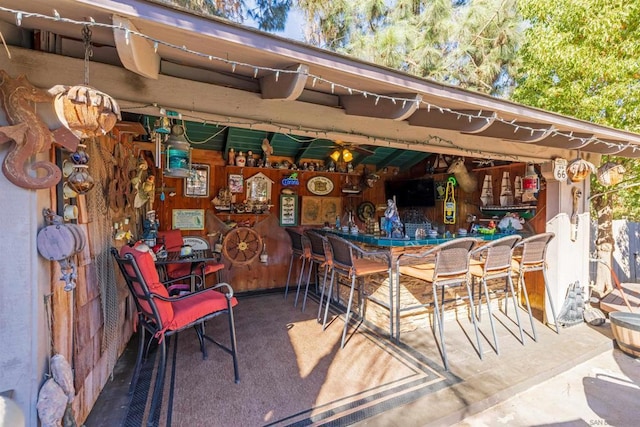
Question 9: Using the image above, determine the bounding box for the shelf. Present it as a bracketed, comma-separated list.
[479, 205, 537, 219]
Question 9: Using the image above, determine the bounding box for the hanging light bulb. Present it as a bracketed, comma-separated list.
[164, 124, 191, 178]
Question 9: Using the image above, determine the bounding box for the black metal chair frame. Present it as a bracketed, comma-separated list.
[396, 237, 480, 371]
[324, 234, 393, 348]
[111, 248, 239, 426]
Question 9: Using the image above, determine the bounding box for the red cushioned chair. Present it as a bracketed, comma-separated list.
[157, 229, 224, 288]
[111, 245, 239, 426]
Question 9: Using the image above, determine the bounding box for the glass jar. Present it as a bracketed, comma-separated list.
[67, 164, 95, 194]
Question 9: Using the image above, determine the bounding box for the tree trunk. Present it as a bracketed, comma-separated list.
[593, 194, 614, 297]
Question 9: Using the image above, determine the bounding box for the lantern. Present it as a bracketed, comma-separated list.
[567, 158, 596, 182]
[163, 124, 191, 178]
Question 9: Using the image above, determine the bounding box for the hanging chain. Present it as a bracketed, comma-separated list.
[82, 24, 93, 85]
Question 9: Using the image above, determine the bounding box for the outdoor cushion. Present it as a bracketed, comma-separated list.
[168, 289, 238, 331]
[120, 244, 174, 326]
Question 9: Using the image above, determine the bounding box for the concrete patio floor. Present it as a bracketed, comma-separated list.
[86, 293, 638, 426]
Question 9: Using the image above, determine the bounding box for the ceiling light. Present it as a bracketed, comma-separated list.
[342, 149, 353, 162]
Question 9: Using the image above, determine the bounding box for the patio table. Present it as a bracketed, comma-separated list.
[155, 249, 219, 292]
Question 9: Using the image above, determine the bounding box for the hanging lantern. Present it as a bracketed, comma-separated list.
[522, 163, 540, 193]
[164, 124, 191, 178]
[597, 162, 626, 186]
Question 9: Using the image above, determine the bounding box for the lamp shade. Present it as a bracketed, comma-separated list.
[330, 149, 341, 162]
[342, 149, 353, 163]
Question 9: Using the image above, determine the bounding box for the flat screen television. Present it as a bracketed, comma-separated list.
[384, 178, 436, 208]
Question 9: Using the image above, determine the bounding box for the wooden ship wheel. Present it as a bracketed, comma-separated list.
[222, 227, 262, 265]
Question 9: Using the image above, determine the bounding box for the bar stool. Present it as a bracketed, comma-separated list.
[284, 228, 310, 305]
[303, 230, 332, 314]
[324, 234, 393, 348]
[512, 232, 559, 339]
[469, 235, 523, 352]
[396, 237, 479, 371]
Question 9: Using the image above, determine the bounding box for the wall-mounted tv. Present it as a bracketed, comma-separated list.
[384, 178, 436, 208]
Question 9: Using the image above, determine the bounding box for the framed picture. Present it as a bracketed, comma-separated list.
[301, 196, 341, 225]
[229, 174, 244, 193]
[184, 164, 210, 197]
[172, 209, 205, 230]
[280, 194, 298, 226]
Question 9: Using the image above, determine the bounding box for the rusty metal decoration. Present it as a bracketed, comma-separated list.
[0, 70, 68, 189]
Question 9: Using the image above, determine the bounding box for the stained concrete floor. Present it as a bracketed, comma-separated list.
[86, 294, 637, 427]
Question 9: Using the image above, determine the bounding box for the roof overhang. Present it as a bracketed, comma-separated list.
[1, 0, 639, 165]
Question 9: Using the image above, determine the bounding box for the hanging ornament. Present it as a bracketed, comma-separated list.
[69, 143, 89, 165]
[567, 158, 596, 182]
[50, 25, 120, 139]
[67, 164, 95, 194]
[597, 162, 626, 186]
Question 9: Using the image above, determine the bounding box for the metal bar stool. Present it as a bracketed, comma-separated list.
[303, 230, 333, 314]
[396, 237, 480, 371]
[469, 235, 523, 352]
[324, 234, 393, 348]
[512, 232, 559, 339]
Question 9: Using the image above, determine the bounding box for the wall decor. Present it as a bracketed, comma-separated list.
[228, 173, 244, 193]
[279, 194, 298, 226]
[301, 196, 341, 225]
[184, 164, 210, 197]
[172, 209, 205, 230]
[307, 176, 334, 195]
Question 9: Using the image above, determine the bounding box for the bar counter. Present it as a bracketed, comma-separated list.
[321, 228, 521, 248]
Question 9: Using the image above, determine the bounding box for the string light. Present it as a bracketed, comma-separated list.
[2, 6, 636, 156]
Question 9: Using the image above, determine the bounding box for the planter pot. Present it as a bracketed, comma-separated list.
[610, 311, 640, 357]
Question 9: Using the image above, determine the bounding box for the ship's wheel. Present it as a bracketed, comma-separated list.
[222, 227, 262, 265]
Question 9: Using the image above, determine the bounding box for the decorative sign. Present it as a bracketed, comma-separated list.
[184, 164, 210, 197]
[172, 209, 205, 230]
[553, 158, 568, 182]
[301, 196, 341, 225]
[228, 174, 244, 193]
[281, 172, 300, 186]
[279, 194, 298, 226]
[307, 176, 334, 195]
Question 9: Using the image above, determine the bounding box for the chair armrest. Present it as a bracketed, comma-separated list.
[397, 246, 439, 266]
[342, 239, 392, 266]
[153, 282, 235, 302]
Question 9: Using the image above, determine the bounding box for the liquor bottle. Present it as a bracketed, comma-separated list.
[444, 177, 456, 224]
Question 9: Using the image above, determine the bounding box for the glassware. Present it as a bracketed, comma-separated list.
[67, 164, 95, 194]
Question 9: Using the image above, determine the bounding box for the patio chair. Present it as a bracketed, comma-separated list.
[396, 237, 480, 371]
[111, 245, 239, 426]
[304, 230, 333, 315]
[512, 232, 559, 338]
[157, 229, 224, 287]
[325, 234, 393, 348]
[469, 235, 523, 352]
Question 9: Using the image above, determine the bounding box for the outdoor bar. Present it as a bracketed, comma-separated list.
[2, 1, 640, 426]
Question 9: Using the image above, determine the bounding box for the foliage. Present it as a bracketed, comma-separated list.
[513, 0, 640, 220]
[297, 0, 522, 96]
[160, 0, 292, 31]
